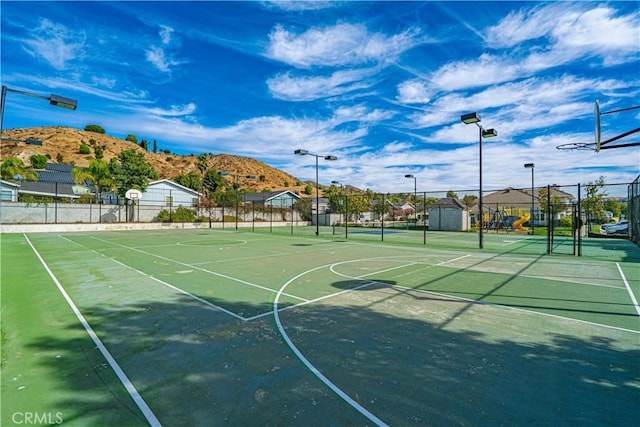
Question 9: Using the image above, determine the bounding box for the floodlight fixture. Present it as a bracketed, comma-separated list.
[48, 94, 78, 110]
[1, 85, 78, 143]
[482, 128, 498, 138]
[461, 112, 481, 124]
[294, 149, 309, 155]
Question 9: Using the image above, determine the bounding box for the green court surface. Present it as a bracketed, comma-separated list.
[1, 228, 639, 426]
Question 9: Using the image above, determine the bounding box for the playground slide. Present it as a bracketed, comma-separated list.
[513, 213, 530, 231]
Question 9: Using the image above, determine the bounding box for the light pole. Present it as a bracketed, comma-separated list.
[404, 174, 417, 223]
[220, 171, 256, 230]
[1, 85, 78, 141]
[461, 112, 498, 249]
[294, 149, 338, 236]
[524, 163, 535, 235]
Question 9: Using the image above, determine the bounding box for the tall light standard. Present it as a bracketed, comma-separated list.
[220, 171, 255, 230]
[404, 174, 417, 223]
[524, 163, 535, 235]
[1, 85, 78, 141]
[461, 112, 498, 249]
[332, 180, 347, 238]
[294, 149, 338, 236]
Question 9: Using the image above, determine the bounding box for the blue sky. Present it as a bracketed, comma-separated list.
[1, 1, 638, 196]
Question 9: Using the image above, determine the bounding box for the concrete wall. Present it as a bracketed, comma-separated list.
[0, 201, 304, 225]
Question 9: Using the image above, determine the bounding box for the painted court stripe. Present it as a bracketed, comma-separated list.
[23, 235, 161, 427]
[273, 265, 388, 427]
[616, 262, 640, 316]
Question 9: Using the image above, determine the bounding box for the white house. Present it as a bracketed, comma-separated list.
[139, 179, 201, 207]
[1, 179, 20, 202]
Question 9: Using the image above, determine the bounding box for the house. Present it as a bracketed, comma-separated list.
[15, 163, 90, 200]
[428, 198, 470, 231]
[243, 190, 301, 208]
[392, 202, 414, 219]
[137, 179, 201, 207]
[1, 179, 19, 201]
[475, 186, 577, 227]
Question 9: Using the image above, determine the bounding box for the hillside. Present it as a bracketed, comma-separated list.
[0, 126, 306, 193]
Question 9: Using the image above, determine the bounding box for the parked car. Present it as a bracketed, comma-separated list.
[602, 220, 628, 234]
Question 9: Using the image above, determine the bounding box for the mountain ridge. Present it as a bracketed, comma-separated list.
[0, 126, 308, 193]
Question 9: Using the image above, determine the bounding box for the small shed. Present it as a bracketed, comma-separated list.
[427, 198, 470, 231]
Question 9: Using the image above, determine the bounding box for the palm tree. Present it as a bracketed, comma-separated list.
[72, 159, 114, 202]
[0, 157, 38, 181]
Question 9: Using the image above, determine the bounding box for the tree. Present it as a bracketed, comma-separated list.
[346, 194, 371, 222]
[202, 168, 223, 196]
[446, 190, 459, 199]
[153, 139, 158, 154]
[294, 198, 313, 221]
[29, 154, 48, 169]
[72, 159, 114, 201]
[582, 176, 608, 223]
[84, 124, 105, 134]
[538, 187, 563, 220]
[140, 139, 149, 151]
[125, 134, 138, 144]
[462, 194, 477, 207]
[109, 149, 158, 196]
[1, 157, 38, 181]
[174, 172, 203, 192]
[304, 184, 313, 195]
[196, 154, 209, 177]
[603, 199, 622, 219]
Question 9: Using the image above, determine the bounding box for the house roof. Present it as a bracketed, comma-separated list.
[483, 187, 532, 205]
[147, 179, 202, 196]
[45, 163, 75, 173]
[18, 181, 84, 198]
[243, 190, 300, 202]
[430, 197, 467, 209]
[37, 170, 77, 184]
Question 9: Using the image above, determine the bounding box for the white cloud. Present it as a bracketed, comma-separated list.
[159, 24, 174, 45]
[396, 79, 431, 104]
[22, 19, 85, 70]
[266, 23, 421, 68]
[267, 68, 376, 101]
[146, 46, 185, 73]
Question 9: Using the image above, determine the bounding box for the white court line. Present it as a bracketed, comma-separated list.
[23, 234, 161, 426]
[437, 254, 472, 266]
[87, 235, 307, 303]
[273, 264, 388, 427]
[60, 235, 247, 320]
[617, 263, 640, 316]
[110, 259, 247, 321]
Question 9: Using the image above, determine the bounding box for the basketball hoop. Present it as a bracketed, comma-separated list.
[556, 142, 596, 151]
[125, 188, 143, 200]
[556, 101, 640, 151]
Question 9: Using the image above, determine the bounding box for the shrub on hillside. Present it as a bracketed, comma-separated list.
[84, 124, 105, 134]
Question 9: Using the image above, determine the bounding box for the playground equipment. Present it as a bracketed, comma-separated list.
[513, 213, 530, 231]
[483, 208, 530, 232]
